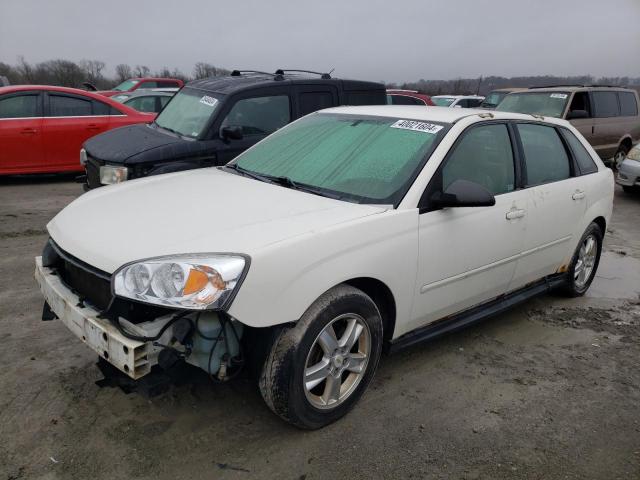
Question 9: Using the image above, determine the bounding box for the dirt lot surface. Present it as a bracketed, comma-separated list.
[1, 176, 639, 480]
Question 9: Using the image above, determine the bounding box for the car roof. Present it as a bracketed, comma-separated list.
[0, 84, 124, 101]
[115, 90, 175, 99]
[186, 71, 383, 95]
[432, 95, 484, 99]
[321, 105, 571, 126]
[520, 85, 637, 93]
[129, 77, 182, 82]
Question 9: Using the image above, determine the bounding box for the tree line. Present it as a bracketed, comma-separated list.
[0, 57, 230, 89]
[387, 75, 640, 96]
[1, 57, 638, 95]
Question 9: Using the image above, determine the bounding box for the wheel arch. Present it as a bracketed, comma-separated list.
[343, 277, 397, 345]
[592, 215, 606, 235]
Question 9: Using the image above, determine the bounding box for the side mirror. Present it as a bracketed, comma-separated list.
[567, 109, 589, 120]
[431, 179, 496, 209]
[220, 125, 243, 141]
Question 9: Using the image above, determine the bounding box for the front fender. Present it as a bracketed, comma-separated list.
[227, 209, 419, 340]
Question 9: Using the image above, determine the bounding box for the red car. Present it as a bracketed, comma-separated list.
[386, 89, 435, 106]
[98, 77, 184, 97]
[0, 85, 154, 175]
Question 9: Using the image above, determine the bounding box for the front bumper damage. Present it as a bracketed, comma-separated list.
[35, 256, 242, 381]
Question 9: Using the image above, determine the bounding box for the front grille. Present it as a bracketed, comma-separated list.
[85, 155, 103, 190]
[43, 240, 174, 323]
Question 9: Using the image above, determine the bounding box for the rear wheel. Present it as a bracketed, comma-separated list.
[259, 285, 383, 429]
[560, 223, 603, 297]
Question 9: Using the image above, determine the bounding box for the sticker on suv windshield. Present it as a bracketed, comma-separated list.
[199, 96, 218, 107]
[391, 120, 444, 134]
[550, 93, 568, 99]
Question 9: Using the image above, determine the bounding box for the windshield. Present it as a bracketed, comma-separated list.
[233, 113, 447, 205]
[481, 91, 507, 107]
[496, 92, 569, 117]
[154, 88, 221, 138]
[112, 94, 131, 103]
[113, 79, 139, 91]
[432, 97, 456, 107]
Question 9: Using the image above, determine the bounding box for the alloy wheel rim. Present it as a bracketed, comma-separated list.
[303, 313, 371, 410]
[574, 234, 597, 289]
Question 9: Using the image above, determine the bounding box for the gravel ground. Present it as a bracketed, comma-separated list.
[1, 175, 639, 480]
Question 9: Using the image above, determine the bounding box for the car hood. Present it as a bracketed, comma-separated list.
[47, 168, 387, 273]
[83, 124, 184, 163]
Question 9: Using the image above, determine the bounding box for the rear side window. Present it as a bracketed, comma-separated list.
[157, 81, 179, 88]
[299, 91, 335, 116]
[390, 95, 424, 106]
[49, 95, 92, 116]
[222, 95, 290, 135]
[92, 99, 116, 115]
[443, 124, 515, 195]
[619, 92, 638, 116]
[561, 129, 598, 175]
[467, 99, 483, 108]
[592, 91, 619, 117]
[518, 123, 570, 185]
[0, 94, 40, 118]
[126, 96, 158, 113]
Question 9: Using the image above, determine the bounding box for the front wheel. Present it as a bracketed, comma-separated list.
[259, 285, 383, 429]
[560, 222, 603, 297]
[613, 145, 630, 170]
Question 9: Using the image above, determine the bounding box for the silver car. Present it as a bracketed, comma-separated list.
[616, 145, 640, 193]
[112, 89, 176, 113]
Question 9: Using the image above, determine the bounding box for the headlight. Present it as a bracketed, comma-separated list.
[113, 255, 247, 310]
[100, 165, 129, 184]
[626, 146, 640, 162]
[80, 148, 87, 166]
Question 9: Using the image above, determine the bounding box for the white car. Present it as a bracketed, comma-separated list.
[432, 95, 485, 108]
[35, 106, 613, 429]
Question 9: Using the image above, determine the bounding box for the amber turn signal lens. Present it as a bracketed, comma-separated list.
[183, 269, 209, 295]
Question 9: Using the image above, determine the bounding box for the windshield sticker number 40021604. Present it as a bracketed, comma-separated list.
[391, 119, 444, 134]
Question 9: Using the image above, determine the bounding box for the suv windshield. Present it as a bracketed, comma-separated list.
[433, 97, 456, 107]
[113, 79, 139, 91]
[154, 88, 221, 138]
[481, 91, 508, 108]
[497, 92, 569, 117]
[233, 113, 447, 205]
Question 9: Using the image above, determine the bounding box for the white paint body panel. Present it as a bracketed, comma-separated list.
[44, 106, 614, 342]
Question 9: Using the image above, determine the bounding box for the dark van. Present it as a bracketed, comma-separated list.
[82, 70, 386, 189]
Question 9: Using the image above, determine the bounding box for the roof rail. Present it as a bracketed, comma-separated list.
[230, 70, 284, 81]
[528, 84, 584, 89]
[275, 69, 332, 79]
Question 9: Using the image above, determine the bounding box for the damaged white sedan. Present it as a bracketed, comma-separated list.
[36, 105, 613, 428]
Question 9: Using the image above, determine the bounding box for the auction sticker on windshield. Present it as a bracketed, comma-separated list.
[550, 93, 568, 99]
[391, 119, 444, 134]
[199, 96, 218, 107]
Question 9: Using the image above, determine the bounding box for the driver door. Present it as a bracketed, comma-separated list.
[408, 122, 528, 333]
[215, 93, 292, 164]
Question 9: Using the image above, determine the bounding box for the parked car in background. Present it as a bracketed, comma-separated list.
[496, 86, 640, 166]
[386, 89, 435, 106]
[0, 85, 154, 175]
[97, 77, 184, 97]
[616, 144, 640, 192]
[112, 90, 175, 113]
[479, 88, 526, 109]
[82, 69, 386, 189]
[431, 95, 485, 108]
[36, 105, 613, 429]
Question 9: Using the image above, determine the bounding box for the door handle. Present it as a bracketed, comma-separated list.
[572, 190, 585, 200]
[86, 124, 100, 130]
[20, 128, 37, 134]
[506, 209, 526, 220]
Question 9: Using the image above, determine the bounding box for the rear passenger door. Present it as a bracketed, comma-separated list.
[591, 91, 621, 159]
[295, 85, 339, 117]
[43, 92, 111, 170]
[510, 122, 587, 289]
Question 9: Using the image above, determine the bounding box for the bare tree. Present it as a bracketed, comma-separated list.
[133, 65, 150, 77]
[115, 64, 132, 83]
[193, 62, 230, 79]
[79, 59, 106, 83]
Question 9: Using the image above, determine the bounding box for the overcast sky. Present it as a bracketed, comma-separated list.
[1, 0, 639, 83]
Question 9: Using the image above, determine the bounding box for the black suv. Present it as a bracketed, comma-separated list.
[82, 70, 386, 189]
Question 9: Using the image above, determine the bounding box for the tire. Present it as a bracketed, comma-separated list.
[613, 144, 630, 171]
[622, 185, 636, 194]
[259, 284, 383, 429]
[560, 222, 603, 297]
